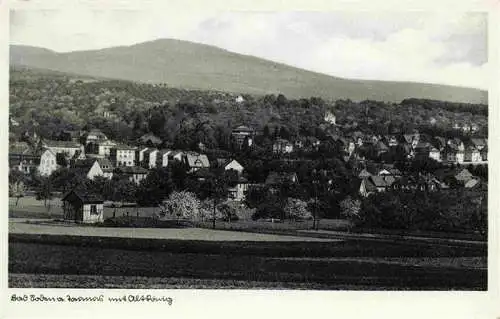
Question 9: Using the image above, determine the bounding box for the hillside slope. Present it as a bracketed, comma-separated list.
[10, 39, 487, 103]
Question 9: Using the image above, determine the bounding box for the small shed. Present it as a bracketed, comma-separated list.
[62, 189, 104, 223]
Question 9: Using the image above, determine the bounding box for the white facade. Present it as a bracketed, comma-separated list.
[98, 140, 116, 157]
[81, 203, 104, 223]
[113, 148, 136, 166]
[38, 149, 58, 176]
[470, 150, 482, 162]
[224, 160, 244, 174]
[86, 161, 104, 180]
[148, 149, 159, 169]
[429, 149, 441, 162]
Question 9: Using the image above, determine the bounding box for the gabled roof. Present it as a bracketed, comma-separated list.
[455, 168, 473, 181]
[43, 140, 81, 148]
[72, 158, 99, 169]
[185, 153, 210, 168]
[370, 176, 388, 187]
[62, 188, 104, 204]
[96, 158, 113, 168]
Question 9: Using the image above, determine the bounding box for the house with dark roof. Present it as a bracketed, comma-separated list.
[114, 166, 149, 185]
[62, 188, 104, 223]
[9, 142, 39, 174]
[359, 175, 396, 197]
[184, 152, 210, 172]
[71, 158, 104, 180]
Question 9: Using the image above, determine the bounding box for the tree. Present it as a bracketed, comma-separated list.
[111, 178, 137, 204]
[284, 198, 311, 221]
[160, 191, 201, 221]
[340, 196, 362, 227]
[36, 176, 53, 213]
[9, 169, 26, 206]
[136, 168, 173, 206]
[201, 170, 229, 229]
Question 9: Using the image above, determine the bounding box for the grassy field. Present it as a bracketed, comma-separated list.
[9, 221, 337, 242]
[9, 196, 160, 220]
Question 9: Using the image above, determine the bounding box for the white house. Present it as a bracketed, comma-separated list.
[110, 144, 136, 167]
[38, 149, 58, 176]
[98, 139, 116, 157]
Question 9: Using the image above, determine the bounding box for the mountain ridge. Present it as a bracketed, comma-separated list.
[10, 39, 487, 104]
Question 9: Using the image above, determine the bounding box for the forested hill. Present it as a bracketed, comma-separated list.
[10, 39, 487, 104]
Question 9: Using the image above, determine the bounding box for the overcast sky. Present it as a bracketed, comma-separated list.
[10, 9, 487, 89]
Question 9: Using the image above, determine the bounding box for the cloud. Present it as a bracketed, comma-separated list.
[10, 10, 488, 89]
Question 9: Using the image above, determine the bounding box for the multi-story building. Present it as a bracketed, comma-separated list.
[110, 144, 136, 167]
[38, 149, 58, 176]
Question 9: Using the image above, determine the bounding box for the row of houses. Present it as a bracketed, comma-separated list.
[358, 163, 482, 197]
[330, 131, 488, 164]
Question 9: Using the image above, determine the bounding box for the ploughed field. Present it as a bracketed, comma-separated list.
[9, 232, 487, 290]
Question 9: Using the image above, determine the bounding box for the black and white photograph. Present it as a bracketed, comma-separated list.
[5, 2, 492, 295]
